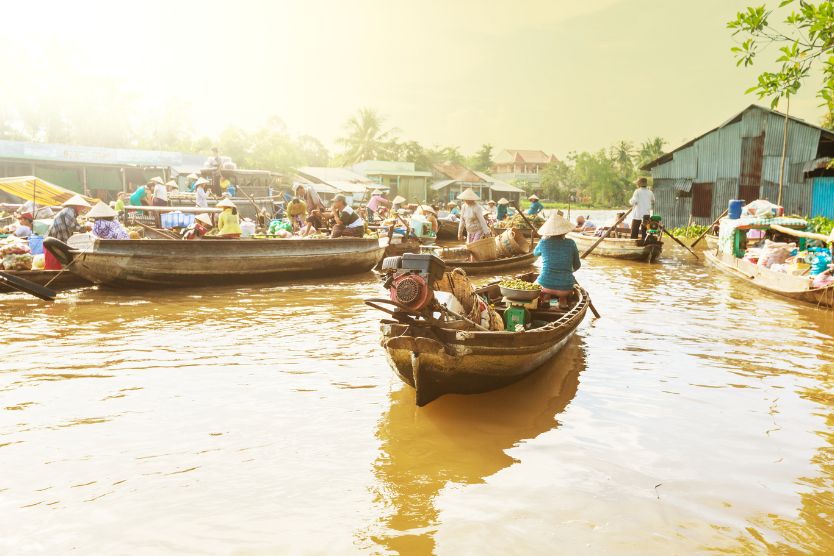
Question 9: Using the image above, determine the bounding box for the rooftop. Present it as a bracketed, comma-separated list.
[493, 149, 557, 165]
[0, 139, 205, 169]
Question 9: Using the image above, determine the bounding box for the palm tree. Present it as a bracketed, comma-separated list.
[610, 140, 634, 174]
[337, 108, 398, 165]
[636, 137, 666, 169]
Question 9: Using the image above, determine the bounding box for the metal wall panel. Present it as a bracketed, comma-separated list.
[672, 145, 698, 178]
[811, 177, 834, 218]
[740, 134, 764, 187]
[763, 113, 821, 160]
[653, 182, 691, 228]
[696, 131, 720, 182]
[741, 107, 768, 137]
[713, 177, 738, 218]
[761, 180, 779, 202]
[651, 160, 674, 180]
[717, 122, 743, 178]
[781, 181, 813, 215]
[761, 155, 788, 184]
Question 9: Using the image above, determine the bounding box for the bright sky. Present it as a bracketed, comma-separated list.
[0, 0, 826, 157]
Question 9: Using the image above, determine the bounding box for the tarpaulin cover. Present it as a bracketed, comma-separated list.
[0, 176, 97, 207]
[717, 215, 807, 254]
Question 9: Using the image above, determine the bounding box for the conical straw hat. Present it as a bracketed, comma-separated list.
[195, 213, 212, 226]
[62, 194, 92, 208]
[216, 198, 236, 209]
[86, 201, 117, 219]
[538, 212, 574, 236]
[392, 195, 406, 205]
[457, 188, 480, 201]
[497, 198, 509, 205]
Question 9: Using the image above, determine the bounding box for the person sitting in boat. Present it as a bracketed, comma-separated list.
[390, 195, 407, 214]
[194, 178, 210, 208]
[417, 205, 439, 233]
[534, 212, 581, 310]
[448, 201, 461, 218]
[485, 199, 497, 218]
[45, 195, 91, 270]
[323, 194, 365, 238]
[496, 198, 510, 221]
[182, 213, 214, 240]
[526, 194, 544, 216]
[13, 213, 34, 238]
[216, 198, 242, 238]
[456, 188, 491, 243]
[298, 215, 318, 237]
[366, 190, 391, 222]
[294, 184, 326, 227]
[287, 197, 308, 232]
[186, 173, 199, 192]
[18, 200, 53, 220]
[88, 202, 130, 240]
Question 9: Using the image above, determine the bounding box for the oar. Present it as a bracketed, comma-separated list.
[660, 224, 700, 260]
[690, 208, 727, 248]
[0, 271, 56, 301]
[510, 201, 539, 252]
[580, 207, 633, 259]
[513, 202, 601, 317]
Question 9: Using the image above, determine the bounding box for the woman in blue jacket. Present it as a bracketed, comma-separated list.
[533, 212, 581, 309]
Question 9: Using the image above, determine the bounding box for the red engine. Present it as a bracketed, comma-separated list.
[389, 273, 432, 312]
[380, 253, 446, 313]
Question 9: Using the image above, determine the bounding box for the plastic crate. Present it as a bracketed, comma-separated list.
[160, 212, 195, 229]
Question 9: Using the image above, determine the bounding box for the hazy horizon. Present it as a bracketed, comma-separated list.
[1, 0, 827, 158]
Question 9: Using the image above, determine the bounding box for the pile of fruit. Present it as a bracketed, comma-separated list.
[499, 278, 541, 291]
[0, 237, 33, 270]
[496, 213, 545, 230]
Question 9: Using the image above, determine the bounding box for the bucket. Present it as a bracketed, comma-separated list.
[28, 235, 44, 255]
[466, 237, 498, 261]
[728, 199, 744, 219]
[495, 228, 529, 258]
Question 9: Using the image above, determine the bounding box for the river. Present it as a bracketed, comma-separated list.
[1, 247, 833, 554]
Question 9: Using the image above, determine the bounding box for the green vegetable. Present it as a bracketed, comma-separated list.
[670, 224, 710, 239]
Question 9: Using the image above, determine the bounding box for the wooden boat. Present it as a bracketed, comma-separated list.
[567, 231, 662, 262]
[705, 233, 718, 250]
[370, 272, 589, 406]
[436, 220, 459, 240]
[0, 269, 91, 294]
[704, 249, 834, 308]
[45, 236, 386, 288]
[428, 246, 537, 275]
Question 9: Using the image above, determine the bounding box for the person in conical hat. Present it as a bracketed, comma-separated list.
[194, 177, 210, 209]
[62, 194, 92, 209]
[417, 204, 439, 233]
[186, 173, 199, 192]
[216, 198, 241, 238]
[88, 201, 130, 240]
[456, 188, 490, 243]
[45, 195, 92, 269]
[534, 212, 581, 309]
[526, 193, 544, 217]
[366, 189, 391, 221]
[496, 197, 510, 221]
[183, 212, 214, 240]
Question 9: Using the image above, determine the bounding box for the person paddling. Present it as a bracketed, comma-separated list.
[629, 177, 655, 241]
[534, 212, 581, 310]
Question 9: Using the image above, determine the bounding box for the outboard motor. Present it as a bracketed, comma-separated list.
[379, 253, 446, 313]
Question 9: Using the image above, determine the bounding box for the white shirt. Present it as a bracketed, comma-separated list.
[343, 205, 365, 228]
[630, 187, 654, 218]
[196, 187, 208, 208]
[153, 183, 168, 201]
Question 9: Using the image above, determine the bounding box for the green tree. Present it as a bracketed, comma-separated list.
[467, 144, 493, 172]
[337, 108, 398, 165]
[539, 159, 578, 202]
[296, 134, 329, 166]
[635, 137, 666, 170]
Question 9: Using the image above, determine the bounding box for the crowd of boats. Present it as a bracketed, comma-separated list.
[2, 175, 833, 406]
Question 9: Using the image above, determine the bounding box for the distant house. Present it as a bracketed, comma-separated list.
[0, 139, 206, 201]
[641, 104, 834, 227]
[295, 166, 376, 202]
[491, 149, 557, 186]
[351, 160, 432, 203]
[429, 163, 525, 203]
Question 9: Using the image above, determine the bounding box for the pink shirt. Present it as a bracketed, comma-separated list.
[367, 195, 390, 212]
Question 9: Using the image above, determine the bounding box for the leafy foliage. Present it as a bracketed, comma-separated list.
[670, 225, 710, 239]
[808, 215, 834, 235]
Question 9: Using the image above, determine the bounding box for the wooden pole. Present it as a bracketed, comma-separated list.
[690, 208, 727, 248]
[580, 207, 633, 259]
[510, 201, 539, 252]
[770, 223, 832, 243]
[660, 225, 699, 260]
[778, 96, 790, 207]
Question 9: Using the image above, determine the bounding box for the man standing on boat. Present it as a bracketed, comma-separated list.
[629, 177, 655, 241]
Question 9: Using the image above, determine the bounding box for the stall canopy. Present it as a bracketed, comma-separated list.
[0, 176, 97, 207]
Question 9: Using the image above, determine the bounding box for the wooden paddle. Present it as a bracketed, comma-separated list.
[0, 271, 56, 301]
[580, 207, 633, 259]
[660, 224, 699, 260]
[770, 223, 832, 243]
[690, 208, 727, 248]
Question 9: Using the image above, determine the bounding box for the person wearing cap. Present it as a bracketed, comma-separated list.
[534, 212, 581, 310]
[182, 213, 214, 240]
[456, 188, 490, 243]
[44, 195, 91, 269]
[496, 198, 510, 222]
[194, 178, 210, 208]
[88, 202, 130, 240]
[629, 177, 655, 241]
[13, 213, 34, 238]
[526, 194, 544, 216]
[186, 173, 200, 192]
[216, 198, 241, 238]
[366, 190, 391, 221]
[322, 194, 365, 238]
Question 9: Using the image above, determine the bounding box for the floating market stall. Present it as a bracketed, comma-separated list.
[366, 258, 589, 406]
[45, 235, 386, 288]
[703, 210, 834, 308]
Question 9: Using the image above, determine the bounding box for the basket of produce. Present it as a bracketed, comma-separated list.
[498, 278, 541, 301]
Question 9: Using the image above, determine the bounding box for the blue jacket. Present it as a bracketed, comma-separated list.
[534, 236, 580, 291]
[527, 200, 544, 215]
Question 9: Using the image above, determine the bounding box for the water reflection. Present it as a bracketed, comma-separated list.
[362, 337, 587, 554]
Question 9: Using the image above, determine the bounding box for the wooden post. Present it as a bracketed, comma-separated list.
[778, 96, 790, 207]
[82, 167, 89, 196]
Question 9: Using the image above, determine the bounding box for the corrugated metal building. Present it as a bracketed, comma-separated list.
[642, 105, 834, 227]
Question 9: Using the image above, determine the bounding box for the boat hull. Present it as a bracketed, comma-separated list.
[436, 220, 459, 240]
[567, 232, 662, 262]
[0, 270, 91, 294]
[445, 252, 537, 275]
[379, 289, 588, 405]
[704, 250, 834, 308]
[48, 238, 386, 288]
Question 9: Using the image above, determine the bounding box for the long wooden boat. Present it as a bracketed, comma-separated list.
[567, 231, 662, 262]
[45, 236, 386, 288]
[704, 250, 834, 308]
[0, 269, 91, 294]
[432, 247, 538, 275]
[705, 233, 718, 251]
[371, 272, 589, 406]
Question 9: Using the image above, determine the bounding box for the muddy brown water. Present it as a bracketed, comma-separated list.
[1, 247, 833, 554]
